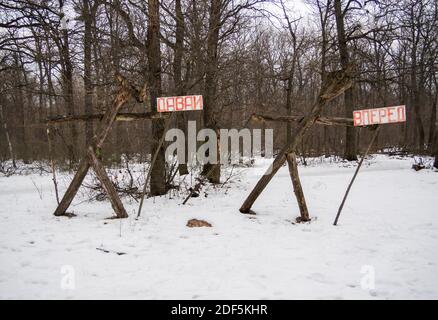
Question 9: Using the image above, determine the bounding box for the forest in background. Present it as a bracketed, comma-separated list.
[1, 0, 437, 194]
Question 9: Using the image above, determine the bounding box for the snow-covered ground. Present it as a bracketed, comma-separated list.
[0, 154, 437, 299]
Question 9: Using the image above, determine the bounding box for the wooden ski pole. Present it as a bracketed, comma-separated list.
[333, 125, 380, 226]
[137, 113, 175, 218]
[46, 125, 60, 205]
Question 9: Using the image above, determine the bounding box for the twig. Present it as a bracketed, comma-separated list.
[96, 247, 126, 255]
[182, 164, 217, 205]
[30, 178, 43, 200]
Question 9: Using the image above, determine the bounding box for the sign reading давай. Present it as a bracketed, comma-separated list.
[157, 95, 203, 112]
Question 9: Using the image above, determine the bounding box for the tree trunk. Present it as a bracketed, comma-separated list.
[434, 138, 438, 169]
[108, 0, 123, 161]
[334, 0, 357, 161]
[428, 73, 437, 150]
[32, 29, 45, 123]
[202, 0, 222, 184]
[59, 2, 78, 163]
[83, 0, 94, 146]
[286, 76, 293, 144]
[13, 55, 29, 163]
[432, 86, 438, 169]
[428, 93, 437, 150]
[43, 36, 56, 117]
[0, 101, 16, 168]
[410, 55, 425, 151]
[174, 0, 189, 175]
[148, 0, 166, 196]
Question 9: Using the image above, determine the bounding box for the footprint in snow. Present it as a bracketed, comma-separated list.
[369, 290, 378, 297]
[312, 181, 327, 190]
[308, 273, 332, 284]
[20, 261, 32, 267]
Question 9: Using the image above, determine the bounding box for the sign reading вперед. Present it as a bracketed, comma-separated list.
[157, 95, 203, 113]
[353, 105, 406, 126]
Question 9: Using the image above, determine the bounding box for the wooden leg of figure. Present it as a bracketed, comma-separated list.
[286, 152, 310, 222]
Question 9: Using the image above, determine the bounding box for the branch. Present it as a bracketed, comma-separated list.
[46, 112, 170, 124]
[249, 113, 354, 127]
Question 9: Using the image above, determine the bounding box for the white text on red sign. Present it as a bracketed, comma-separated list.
[353, 105, 406, 126]
[157, 95, 203, 112]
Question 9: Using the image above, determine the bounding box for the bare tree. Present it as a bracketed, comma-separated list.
[148, 0, 166, 195]
[334, 0, 357, 160]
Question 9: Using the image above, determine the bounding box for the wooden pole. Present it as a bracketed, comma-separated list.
[333, 125, 380, 226]
[53, 158, 91, 216]
[250, 114, 355, 127]
[88, 146, 128, 218]
[46, 112, 169, 124]
[46, 125, 60, 204]
[286, 152, 310, 222]
[136, 113, 175, 218]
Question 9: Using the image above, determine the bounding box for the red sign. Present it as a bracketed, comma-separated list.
[353, 105, 406, 126]
[157, 95, 203, 112]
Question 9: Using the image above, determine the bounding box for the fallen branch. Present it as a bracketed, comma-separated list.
[96, 247, 126, 255]
[182, 164, 218, 205]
